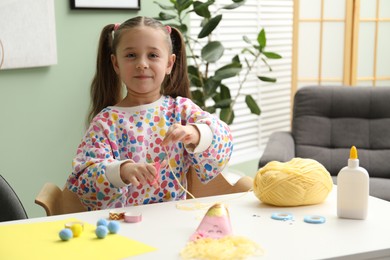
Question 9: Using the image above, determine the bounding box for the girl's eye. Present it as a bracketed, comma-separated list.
[126, 53, 136, 58]
[149, 53, 159, 58]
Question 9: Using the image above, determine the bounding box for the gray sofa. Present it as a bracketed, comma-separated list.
[259, 86, 390, 201]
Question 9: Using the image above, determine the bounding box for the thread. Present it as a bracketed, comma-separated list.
[254, 158, 333, 206]
[162, 146, 251, 210]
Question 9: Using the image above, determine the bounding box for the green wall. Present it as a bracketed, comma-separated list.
[0, 1, 259, 219]
[0, 1, 171, 218]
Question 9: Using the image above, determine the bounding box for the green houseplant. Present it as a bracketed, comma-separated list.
[154, 0, 281, 124]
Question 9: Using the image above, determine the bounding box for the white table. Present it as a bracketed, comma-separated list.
[2, 190, 390, 260]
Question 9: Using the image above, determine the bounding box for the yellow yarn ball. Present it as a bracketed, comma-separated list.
[253, 158, 333, 206]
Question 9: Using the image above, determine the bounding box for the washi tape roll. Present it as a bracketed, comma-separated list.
[64, 221, 84, 230]
[271, 212, 293, 221]
[109, 210, 125, 220]
[124, 212, 142, 223]
[304, 215, 326, 224]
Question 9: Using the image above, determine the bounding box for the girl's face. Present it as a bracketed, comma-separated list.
[111, 26, 175, 104]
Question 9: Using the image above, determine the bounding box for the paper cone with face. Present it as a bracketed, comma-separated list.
[190, 203, 232, 241]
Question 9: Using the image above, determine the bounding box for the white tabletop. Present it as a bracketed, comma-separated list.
[2, 189, 390, 260]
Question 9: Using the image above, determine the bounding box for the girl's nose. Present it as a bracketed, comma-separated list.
[136, 60, 148, 70]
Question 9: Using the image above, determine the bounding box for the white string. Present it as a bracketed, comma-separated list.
[162, 145, 252, 211]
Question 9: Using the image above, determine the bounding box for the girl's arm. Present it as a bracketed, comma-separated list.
[67, 117, 129, 210]
[176, 98, 234, 183]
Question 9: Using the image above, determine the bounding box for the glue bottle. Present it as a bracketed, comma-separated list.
[337, 146, 369, 220]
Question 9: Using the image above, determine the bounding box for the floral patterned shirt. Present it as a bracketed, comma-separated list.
[67, 95, 233, 210]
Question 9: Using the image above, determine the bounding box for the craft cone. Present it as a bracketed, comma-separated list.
[190, 203, 232, 241]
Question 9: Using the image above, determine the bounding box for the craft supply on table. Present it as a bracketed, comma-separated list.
[254, 158, 333, 206]
[70, 223, 83, 237]
[124, 212, 142, 223]
[181, 203, 263, 259]
[304, 215, 326, 224]
[64, 221, 84, 230]
[95, 225, 109, 239]
[59, 228, 73, 241]
[0, 218, 156, 259]
[109, 210, 125, 220]
[107, 221, 121, 234]
[96, 218, 109, 227]
[337, 146, 369, 220]
[271, 212, 294, 221]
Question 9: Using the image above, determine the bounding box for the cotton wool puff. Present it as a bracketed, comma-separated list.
[254, 158, 333, 206]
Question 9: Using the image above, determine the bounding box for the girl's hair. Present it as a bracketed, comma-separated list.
[88, 16, 190, 123]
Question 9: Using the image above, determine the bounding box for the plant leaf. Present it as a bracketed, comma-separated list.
[193, 0, 214, 18]
[214, 62, 242, 81]
[205, 106, 216, 114]
[243, 35, 251, 44]
[188, 65, 202, 87]
[263, 51, 282, 59]
[153, 1, 175, 10]
[257, 29, 266, 49]
[222, 0, 246, 10]
[214, 99, 232, 108]
[245, 95, 261, 115]
[220, 84, 231, 99]
[178, 23, 188, 34]
[232, 54, 240, 64]
[176, 0, 193, 14]
[157, 12, 176, 20]
[201, 41, 224, 63]
[258, 76, 277, 83]
[203, 78, 220, 98]
[220, 108, 234, 124]
[191, 90, 204, 107]
[198, 14, 222, 38]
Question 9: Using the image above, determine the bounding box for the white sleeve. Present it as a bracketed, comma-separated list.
[187, 123, 213, 153]
[105, 159, 133, 188]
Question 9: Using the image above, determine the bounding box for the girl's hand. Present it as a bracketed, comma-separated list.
[120, 161, 164, 189]
[161, 124, 200, 148]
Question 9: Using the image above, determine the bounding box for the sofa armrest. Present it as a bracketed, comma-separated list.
[258, 131, 295, 168]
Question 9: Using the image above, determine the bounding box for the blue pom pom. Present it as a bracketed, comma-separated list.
[95, 225, 108, 239]
[59, 228, 73, 241]
[108, 221, 120, 234]
[96, 218, 109, 227]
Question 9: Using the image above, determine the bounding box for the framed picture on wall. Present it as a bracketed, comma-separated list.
[71, 0, 140, 10]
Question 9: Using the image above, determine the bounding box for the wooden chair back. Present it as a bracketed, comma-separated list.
[35, 183, 86, 216]
[186, 168, 253, 198]
[35, 169, 253, 216]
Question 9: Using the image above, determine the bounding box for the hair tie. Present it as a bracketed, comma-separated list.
[165, 25, 172, 34]
[114, 23, 121, 31]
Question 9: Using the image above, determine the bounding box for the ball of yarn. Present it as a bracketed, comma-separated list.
[59, 228, 73, 241]
[253, 158, 333, 206]
[108, 221, 120, 234]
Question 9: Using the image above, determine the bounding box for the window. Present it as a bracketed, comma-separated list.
[190, 0, 294, 164]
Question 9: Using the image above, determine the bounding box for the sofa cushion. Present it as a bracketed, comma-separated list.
[292, 86, 390, 177]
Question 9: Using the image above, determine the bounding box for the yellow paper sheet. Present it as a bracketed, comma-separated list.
[0, 218, 156, 260]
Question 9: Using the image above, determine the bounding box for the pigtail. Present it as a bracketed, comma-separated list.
[88, 24, 122, 124]
[163, 27, 191, 99]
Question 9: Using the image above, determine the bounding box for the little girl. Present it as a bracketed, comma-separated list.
[67, 16, 233, 210]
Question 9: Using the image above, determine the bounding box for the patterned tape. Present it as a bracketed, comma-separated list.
[109, 210, 125, 220]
